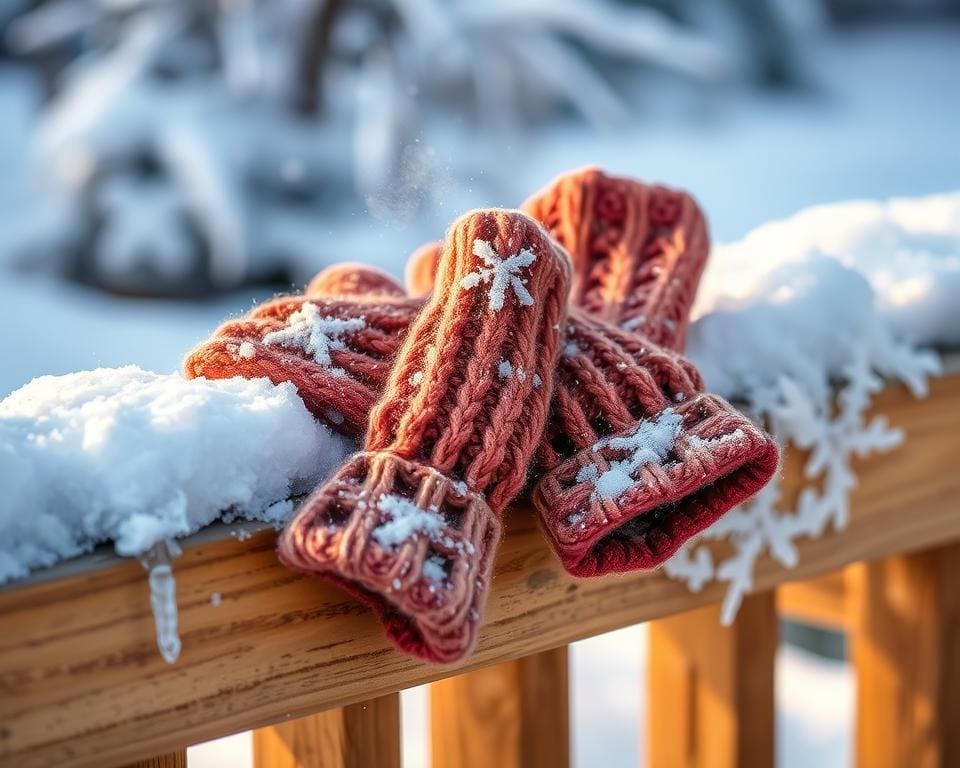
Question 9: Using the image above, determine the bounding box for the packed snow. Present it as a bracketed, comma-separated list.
[668, 216, 943, 622]
[460, 239, 537, 311]
[0, 366, 352, 584]
[697, 191, 960, 347]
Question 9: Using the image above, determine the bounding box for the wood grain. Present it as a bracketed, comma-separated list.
[647, 592, 777, 768]
[253, 694, 400, 768]
[431, 647, 569, 768]
[849, 543, 960, 768]
[0, 373, 958, 768]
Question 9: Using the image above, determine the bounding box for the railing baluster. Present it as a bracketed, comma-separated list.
[123, 751, 186, 768]
[253, 693, 401, 768]
[431, 646, 570, 768]
[849, 543, 960, 768]
[647, 591, 777, 768]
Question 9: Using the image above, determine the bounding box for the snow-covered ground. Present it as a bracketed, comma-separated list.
[2, 19, 958, 768]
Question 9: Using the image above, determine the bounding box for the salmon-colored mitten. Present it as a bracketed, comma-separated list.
[184, 292, 417, 438]
[533, 315, 779, 576]
[276, 210, 571, 662]
[522, 166, 709, 352]
[307, 262, 407, 299]
[399, 205, 777, 576]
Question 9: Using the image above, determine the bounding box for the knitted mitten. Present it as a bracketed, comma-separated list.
[522, 166, 709, 352]
[533, 316, 779, 576]
[276, 209, 571, 662]
[398, 224, 776, 574]
[405, 241, 442, 298]
[307, 262, 407, 299]
[184, 293, 417, 437]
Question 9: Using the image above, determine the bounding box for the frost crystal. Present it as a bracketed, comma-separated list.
[585, 410, 683, 500]
[460, 239, 536, 311]
[263, 303, 366, 369]
[498, 360, 513, 379]
[373, 494, 446, 548]
[422, 555, 447, 583]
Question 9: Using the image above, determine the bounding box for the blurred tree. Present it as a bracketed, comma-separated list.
[0, 0, 827, 295]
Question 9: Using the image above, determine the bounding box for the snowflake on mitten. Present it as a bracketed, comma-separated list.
[460, 239, 537, 311]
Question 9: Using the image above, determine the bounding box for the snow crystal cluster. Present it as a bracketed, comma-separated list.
[372, 494, 447, 549]
[461, 239, 537, 311]
[665, 194, 949, 623]
[263, 302, 366, 375]
[370, 492, 477, 589]
[576, 409, 683, 502]
[0, 366, 352, 585]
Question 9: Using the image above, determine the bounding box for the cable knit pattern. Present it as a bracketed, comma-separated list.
[522, 166, 709, 352]
[534, 315, 779, 575]
[275, 209, 570, 663]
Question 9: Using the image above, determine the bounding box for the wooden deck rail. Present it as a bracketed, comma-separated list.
[1, 362, 958, 768]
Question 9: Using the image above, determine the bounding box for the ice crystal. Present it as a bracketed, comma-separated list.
[460, 239, 536, 311]
[263, 303, 365, 369]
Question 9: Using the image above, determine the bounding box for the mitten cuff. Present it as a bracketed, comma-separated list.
[534, 393, 779, 577]
[278, 451, 501, 663]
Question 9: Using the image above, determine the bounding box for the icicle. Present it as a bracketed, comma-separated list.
[141, 540, 182, 664]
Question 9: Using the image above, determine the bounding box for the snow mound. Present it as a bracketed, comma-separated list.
[693, 191, 960, 347]
[0, 366, 352, 584]
[668, 209, 943, 622]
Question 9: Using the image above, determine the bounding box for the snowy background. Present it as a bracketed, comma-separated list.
[0, 1, 958, 766]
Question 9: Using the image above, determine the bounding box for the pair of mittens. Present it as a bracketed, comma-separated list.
[184, 170, 779, 661]
[274, 210, 569, 663]
[407, 168, 778, 576]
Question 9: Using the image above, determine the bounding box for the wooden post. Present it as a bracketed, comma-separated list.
[123, 752, 186, 768]
[431, 646, 570, 768]
[253, 693, 401, 768]
[647, 591, 777, 768]
[849, 543, 960, 768]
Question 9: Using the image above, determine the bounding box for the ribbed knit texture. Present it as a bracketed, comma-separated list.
[522, 166, 709, 352]
[276, 209, 569, 663]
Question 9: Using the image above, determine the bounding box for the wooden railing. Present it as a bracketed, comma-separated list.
[1, 360, 958, 768]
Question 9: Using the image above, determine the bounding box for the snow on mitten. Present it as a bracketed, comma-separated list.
[183, 293, 418, 437]
[522, 166, 709, 352]
[307, 262, 407, 299]
[277, 209, 571, 663]
[533, 316, 779, 576]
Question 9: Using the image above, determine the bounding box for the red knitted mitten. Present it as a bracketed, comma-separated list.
[276, 210, 571, 663]
[533, 316, 779, 576]
[522, 166, 709, 352]
[186, 285, 776, 576]
[398, 210, 776, 575]
[307, 262, 407, 299]
[184, 293, 416, 437]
